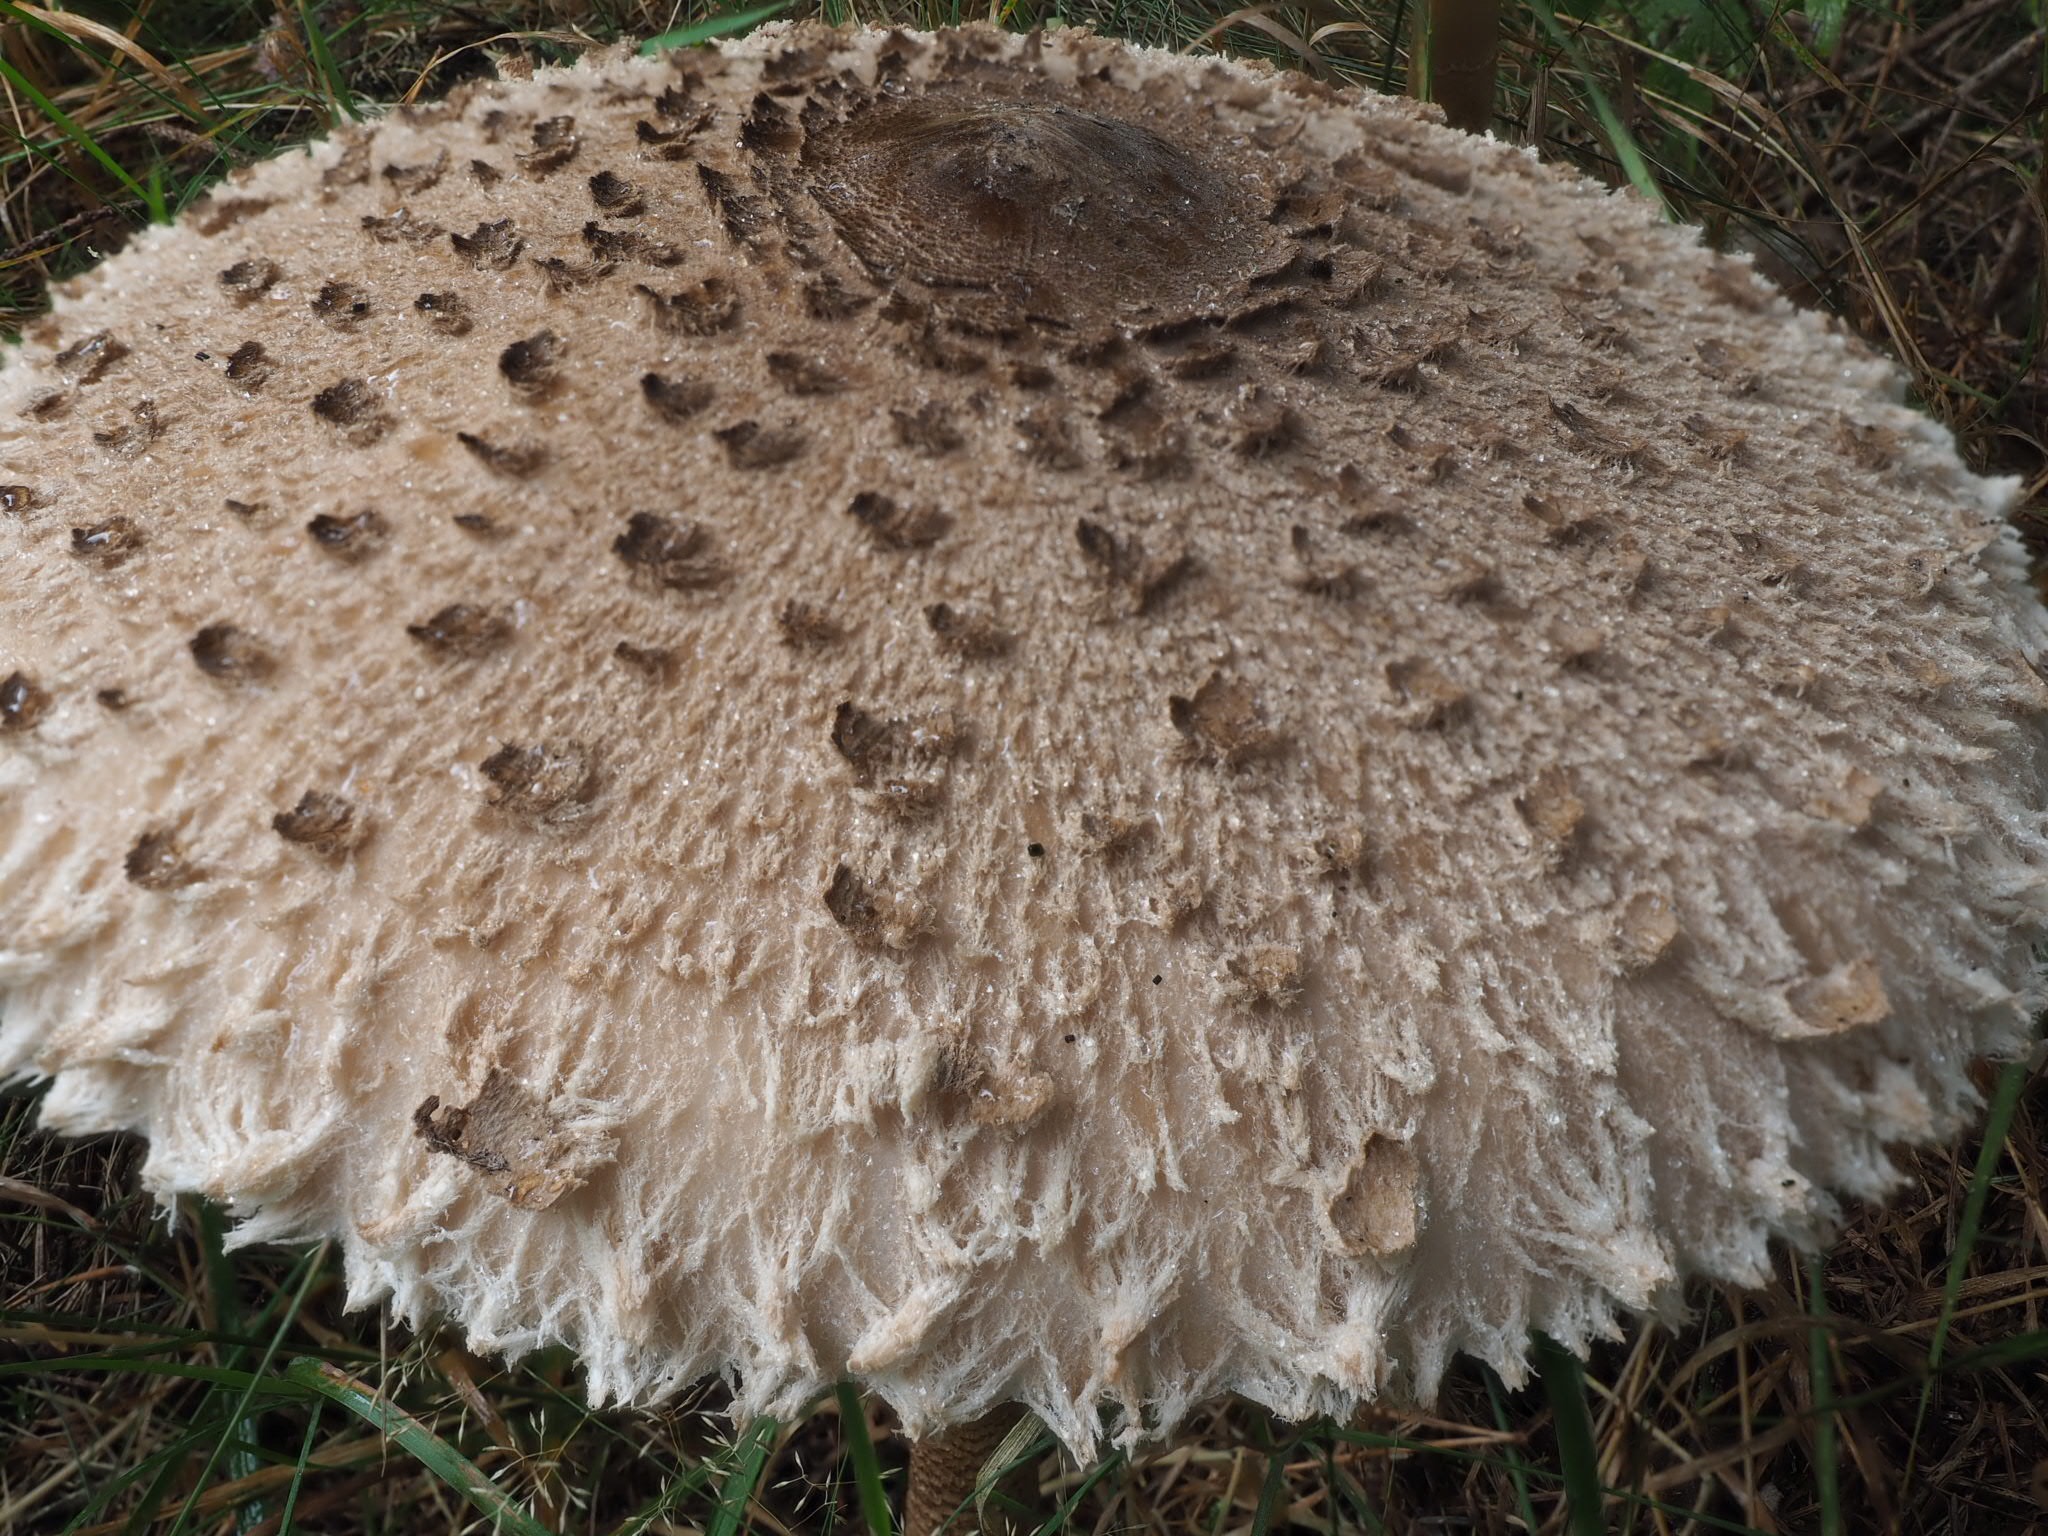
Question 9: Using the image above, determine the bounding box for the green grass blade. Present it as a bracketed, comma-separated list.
[1248, 1425, 1292, 1536]
[1805, 0, 1849, 54]
[276, 1399, 324, 1536]
[165, 1242, 325, 1536]
[1945, 1327, 2048, 1372]
[293, 0, 358, 122]
[1031, 1450, 1124, 1536]
[0, 55, 151, 207]
[0, 1354, 307, 1386]
[836, 1383, 895, 1536]
[1481, 1364, 1541, 1533]
[1806, 1253, 1841, 1536]
[1904, 1056, 2030, 1485]
[283, 1356, 554, 1536]
[707, 1415, 780, 1536]
[1521, 0, 1668, 212]
[194, 1201, 268, 1532]
[641, 2, 794, 55]
[1533, 1334, 1604, 1536]
[1323, 1433, 1386, 1535]
[605, 1451, 729, 1536]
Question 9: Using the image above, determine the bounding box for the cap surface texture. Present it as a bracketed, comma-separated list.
[2, 22, 2044, 1452]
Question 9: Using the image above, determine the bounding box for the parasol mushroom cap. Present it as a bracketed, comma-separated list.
[3, 22, 2045, 1454]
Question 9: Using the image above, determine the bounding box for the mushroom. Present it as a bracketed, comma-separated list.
[2, 16, 2044, 1515]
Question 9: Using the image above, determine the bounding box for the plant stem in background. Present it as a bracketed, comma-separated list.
[1427, 0, 1500, 132]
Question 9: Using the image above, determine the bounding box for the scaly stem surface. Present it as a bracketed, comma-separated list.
[903, 1405, 1037, 1536]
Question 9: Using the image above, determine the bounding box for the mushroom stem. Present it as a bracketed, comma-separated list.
[904, 1404, 1040, 1536]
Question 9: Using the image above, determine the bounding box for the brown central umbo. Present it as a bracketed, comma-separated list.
[800, 89, 1267, 328]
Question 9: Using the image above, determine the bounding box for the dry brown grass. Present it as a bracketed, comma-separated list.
[3, 4, 2045, 1533]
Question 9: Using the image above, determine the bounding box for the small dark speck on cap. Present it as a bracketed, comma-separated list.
[1, 671, 51, 732]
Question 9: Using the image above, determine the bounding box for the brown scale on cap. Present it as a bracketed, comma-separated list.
[123, 829, 201, 890]
[70, 516, 145, 568]
[890, 401, 962, 456]
[1168, 672, 1281, 766]
[582, 222, 684, 267]
[847, 490, 948, 550]
[451, 218, 524, 270]
[640, 371, 714, 422]
[383, 149, 450, 195]
[54, 330, 125, 385]
[776, 598, 842, 647]
[218, 258, 281, 301]
[612, 512, 726, 591]
[224, 341, 273, 390]
[273, 790, 367, 856]
[188, 624, 275, 683]
[91, 401, 161, 460]
[361, 208, 446, 246]
[612, 640, 676, 677]
[311, 378, 391, 445]
[456, 431, 546, 477]
[519, 116, 581, 177]
[637, 277, 741, 334]
[406, 604, 512, 659]
[3, 22, 2046, 1466]
[923, 602, 1011, 661]
[588, 169, 646, 216]
[413, 290, 473, 335]
[306, 509, 389, 562]
[534, 253, 618, 293]
[831, 699, 960, 815]
[479, 741, 599, 822]
[498, 330, 567, 397]
[310, 280, 373, 330]
[712, 418, 802, 469]
[1075, 517, 1193, 616]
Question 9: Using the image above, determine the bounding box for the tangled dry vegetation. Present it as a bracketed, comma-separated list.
[2, 3, 2044, 1534]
